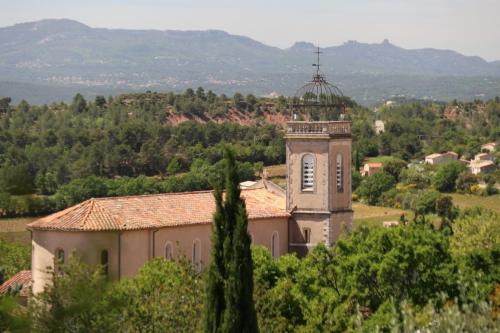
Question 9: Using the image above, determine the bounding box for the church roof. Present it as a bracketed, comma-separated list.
[27, 186, 288, 232]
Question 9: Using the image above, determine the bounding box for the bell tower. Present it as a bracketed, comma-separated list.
[286, 47, 353, 256]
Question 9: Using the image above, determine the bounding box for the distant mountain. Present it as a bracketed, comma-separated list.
[1, 19, 500, 104]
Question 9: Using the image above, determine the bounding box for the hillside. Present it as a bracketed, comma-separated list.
[1, 19, 500, 104]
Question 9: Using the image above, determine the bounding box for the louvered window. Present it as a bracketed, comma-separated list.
[302, 154, 314, 190]
[336, 154, 344, 192]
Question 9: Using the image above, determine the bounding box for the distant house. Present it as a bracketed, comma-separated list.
[374, 120, 385, 134]
[481, 142, 497, 153]
[469, 160, 496, 175]
[362, 162, 383, 177]
[474, 153, 495, 162]
[424, 151, 458, 165]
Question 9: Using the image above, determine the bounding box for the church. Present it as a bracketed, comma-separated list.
[27, 52, 353, 294]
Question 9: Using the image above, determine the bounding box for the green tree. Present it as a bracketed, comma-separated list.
[451, 208, 500, 256]
[356, 172, 396, 205]
[432, 162, 466, 192]
[30, 257, 114, 333]
[204, 149, 258, 333]
[70, 93, 88, 113]
[94, 95, 106, 108]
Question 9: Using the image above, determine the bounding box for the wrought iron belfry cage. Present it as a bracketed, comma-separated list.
[292, 47, 346, 121]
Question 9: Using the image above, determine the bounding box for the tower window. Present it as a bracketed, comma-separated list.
[302, 154, 315, 190]
[336, 154, 344, 192]
[303, 227, 311, 243]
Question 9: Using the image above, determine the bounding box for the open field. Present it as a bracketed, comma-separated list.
[353, 202, 410, 227]
[0, 217, 36, 244]
[450, 193, 500, 214]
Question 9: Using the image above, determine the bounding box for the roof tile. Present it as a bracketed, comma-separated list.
[28, 188, 288, 231]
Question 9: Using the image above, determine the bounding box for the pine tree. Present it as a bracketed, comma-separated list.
[203, 149, 258, 333]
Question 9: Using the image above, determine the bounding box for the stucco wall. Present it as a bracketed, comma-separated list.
[153, 218, 289, 266]
[120, 230, 149, 278]
[31, 230, 119, 294]
[329, 211, 353, 243]
[32, 217, 289, 294]
[288, 213, 328, 245]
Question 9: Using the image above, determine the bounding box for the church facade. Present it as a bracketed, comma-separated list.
[28, 120, 352, 294]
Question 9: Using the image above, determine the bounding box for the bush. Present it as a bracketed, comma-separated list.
[456, 172, 478, 194]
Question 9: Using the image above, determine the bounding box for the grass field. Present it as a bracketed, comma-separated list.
[450, 193, 500, 214]
[353, 202, 410, 227]
[0, 217, 36, 244]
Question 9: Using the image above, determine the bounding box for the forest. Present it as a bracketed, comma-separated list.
[0, 89, 499, 331]
[0, 90, 498, 217]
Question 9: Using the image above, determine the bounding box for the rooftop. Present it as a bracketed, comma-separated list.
[470, 160, 495, 168]
[0, 270, 32, 297]
[28, 184, 288, 232]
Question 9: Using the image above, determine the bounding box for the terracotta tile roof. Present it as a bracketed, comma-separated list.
[27, 188, 288, 232]
[366, 162, 383, 168]
[0, 270, 32, 297]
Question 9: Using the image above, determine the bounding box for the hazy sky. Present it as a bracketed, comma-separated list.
[1, 0, 499, 61]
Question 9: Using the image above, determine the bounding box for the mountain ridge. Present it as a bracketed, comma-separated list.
[1, 19, 500, 104]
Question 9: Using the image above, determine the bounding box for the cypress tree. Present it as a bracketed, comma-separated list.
[203, 149, 258, 333]
[204, 187, 226, 332]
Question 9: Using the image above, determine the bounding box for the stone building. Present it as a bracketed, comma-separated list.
[28, 120, 353, 294]
[424, 151, 458, 165]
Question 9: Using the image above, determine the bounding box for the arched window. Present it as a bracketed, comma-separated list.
[302, 154, 315, 190]
[271, 232, 279, 258]
[192, 239, 201, 272]
[165, 242, 173, 260]
[100, 250, 109, 276]
[55, 248, 65, 264]
[336, 154, 344, 192]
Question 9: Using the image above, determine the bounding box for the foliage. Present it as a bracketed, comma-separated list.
[0, 239, 30, 283]
[456, 171, 478, 194]
[0, 295, 30, 332]
[432, 162, 467, 192]
[31, 256, 205, 333]
[393, 297, 500, 332]
[113, 257, 205, 332]
[451, 207, 500, 256]
[356, 172, 396, 205]
[31, 256, 115, 333]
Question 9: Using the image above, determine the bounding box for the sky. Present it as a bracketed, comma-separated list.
[1, 0, 499, 61]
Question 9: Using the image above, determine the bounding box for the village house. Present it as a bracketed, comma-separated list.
[27, 121, 354, 294]
[469, 160, 496, 175]
[374, 120, 385, 134]
[362, 162, 383, 177]
[481, 142, 497, 153]
[474, 153, 495, 162]
[424, 151, 458, 165]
